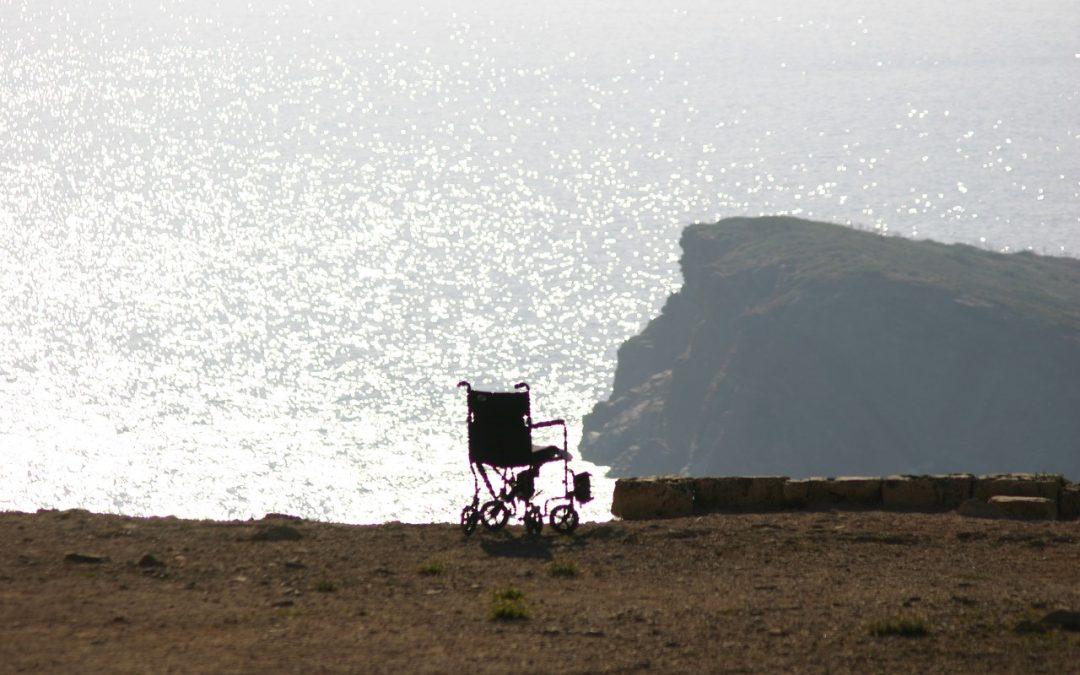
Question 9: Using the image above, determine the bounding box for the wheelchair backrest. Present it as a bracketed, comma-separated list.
[466, 389, 533, 467]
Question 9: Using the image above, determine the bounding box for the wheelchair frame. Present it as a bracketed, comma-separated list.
[457, 381, 591, 535]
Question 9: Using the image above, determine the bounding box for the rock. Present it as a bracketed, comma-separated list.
[137, 553, 165, 568]
[578, 217, 1080, 480]
[882, 474, 974, 510]
[611, 477, 694, 520]
[882, 475, 933, 509]
[64, 552, 108, 564]
[782, 479, 812, 509]
[973, 474, 1063, 502]
[582, 374, 674, 476]
[957, 499, 1003, 520]
[923, 473, 974, 509]
[692, 476, 787, 513]
[987, 495, 1057, 520]
[806, 477, 882, 508]
[251, 525, 302, 542]
[1059, 485, 1080, 521]
[55, 509, 92, 520]
[262, 513, 303, 521]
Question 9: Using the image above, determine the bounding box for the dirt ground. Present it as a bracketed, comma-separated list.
[1, 508, 1078, 674]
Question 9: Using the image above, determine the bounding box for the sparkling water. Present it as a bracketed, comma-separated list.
[1, 0, 1078, 522]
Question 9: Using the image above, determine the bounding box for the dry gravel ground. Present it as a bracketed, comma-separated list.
[1, 508, 1079, 674]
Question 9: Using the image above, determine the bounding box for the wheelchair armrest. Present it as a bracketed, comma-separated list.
[530, 419, 565, 429]
[531, 419, 568, 455]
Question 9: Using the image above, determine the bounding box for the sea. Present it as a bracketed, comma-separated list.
[1, 0, 1078, 523]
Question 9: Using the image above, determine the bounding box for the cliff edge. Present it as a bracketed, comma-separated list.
[580, 216, 1080, 478]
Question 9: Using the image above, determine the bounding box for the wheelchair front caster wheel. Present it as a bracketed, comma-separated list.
[460, 504, 479, 535]
[549, 504, 579, 535]
[480, 500, 510, 531]
[524, 504, 543, 536]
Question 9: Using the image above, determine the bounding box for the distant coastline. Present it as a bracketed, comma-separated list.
[581, 217, 1080, 479]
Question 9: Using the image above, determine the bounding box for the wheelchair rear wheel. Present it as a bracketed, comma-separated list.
[480, 500, 510, 531]
[549, 504, 579, 534]
[460, 504, 479, 535]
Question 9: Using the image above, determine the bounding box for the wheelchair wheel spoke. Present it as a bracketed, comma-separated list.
[479, 500, 510, 531]
[549, 504, 579, 535]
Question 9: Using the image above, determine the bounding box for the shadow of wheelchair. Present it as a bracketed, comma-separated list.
[479, 535, 554, 560]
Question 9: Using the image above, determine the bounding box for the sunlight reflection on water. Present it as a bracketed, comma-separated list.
[1, 0, 1077, 522]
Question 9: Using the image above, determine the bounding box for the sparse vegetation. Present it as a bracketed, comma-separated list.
[549, 560, 579, 578]
[489, 587, 528, 621]
[314, 579, 337, 593]
[418, 561, 445, 576]
[868, 612, 929, 637]
[9, 508, 1080, 672]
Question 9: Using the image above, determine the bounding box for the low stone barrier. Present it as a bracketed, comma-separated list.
[988, 496, 1057, 520]
[972, 473, 1062, 502]
[610, 473, 1077, 521]
[806, 477, 882, 507]
[1061, 485, 1080, 521]
[957, 495, 1059, 521]
[692, 477, 787, 513]
[611, 476, 694, 520]
[781, 478, 811, 509]
[882, 474, 974, 510]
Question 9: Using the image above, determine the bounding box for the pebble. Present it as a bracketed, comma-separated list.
[64, 552, 107, 564]
[137, 553, 165, 568]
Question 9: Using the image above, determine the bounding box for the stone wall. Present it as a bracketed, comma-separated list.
[611, 473, 1078, 521]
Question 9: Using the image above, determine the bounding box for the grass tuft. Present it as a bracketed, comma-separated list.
[314, 579, 337, 593]
[489, 587, 528, 621]
[417, 561, 445, 576]
[868, 612, 929, 637]
[549, 560, 579, 578]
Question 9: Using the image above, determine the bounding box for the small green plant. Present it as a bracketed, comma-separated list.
[494, 587, 525, 601]
[314, 579, 337, 593]
[868, 612, 929, 637]
[418, 561, 445, 576]
[489, 587, 529, 621]
[549, 560, 579, 578]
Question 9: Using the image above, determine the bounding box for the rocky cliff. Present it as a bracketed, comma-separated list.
[580, 216, 1080, 479]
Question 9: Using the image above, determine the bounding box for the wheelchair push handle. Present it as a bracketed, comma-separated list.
[457, 381, 530, 393]
[530, 419, 565, 429]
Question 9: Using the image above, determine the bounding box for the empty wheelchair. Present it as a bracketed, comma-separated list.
[458, 381, 592, 536]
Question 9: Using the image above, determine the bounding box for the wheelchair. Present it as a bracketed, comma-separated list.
[457, 381, 592, 536]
